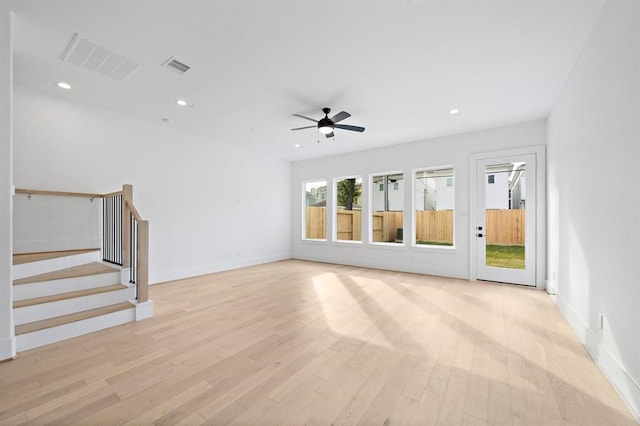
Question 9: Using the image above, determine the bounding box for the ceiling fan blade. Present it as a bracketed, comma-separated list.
[330, 111, 351, 123]
[291, 125, 317, 131]
[292, 113, 318, 123]
[325, 132, 335, 138]
[335, 124, 365, 132]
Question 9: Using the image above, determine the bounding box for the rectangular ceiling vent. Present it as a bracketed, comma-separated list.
[60, 33, 141, 81]
[161, 57, 191, 75]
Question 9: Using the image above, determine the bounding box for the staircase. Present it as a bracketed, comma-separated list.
[12, 184, 153, 353]
[13, 248, 141, 351]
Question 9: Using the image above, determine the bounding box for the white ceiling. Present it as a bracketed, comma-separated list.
[9, 0, 604, 161]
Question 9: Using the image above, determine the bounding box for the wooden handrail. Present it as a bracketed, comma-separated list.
[101, 189, 124, 198]
[15, 188, 103, 199]
[121, 185, 148, 304]
[17, 183, 150, 307]
[125, 200, 144, 222]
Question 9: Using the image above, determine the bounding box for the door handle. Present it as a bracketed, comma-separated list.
[477, 233, 484, 237]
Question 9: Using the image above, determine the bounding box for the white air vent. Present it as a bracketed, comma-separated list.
[60, 33, 141, 81]
[161, 57, 191, 75]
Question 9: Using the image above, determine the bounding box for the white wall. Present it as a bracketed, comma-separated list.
[13, 86, 292, 284]
[13, 193, 101, 253]
[485, 172, 509, 209]
[372, 177, 404, 211]
[547, 0, 640, 418]
[292, 120, 546, 279]
[0, 5, 15, 361]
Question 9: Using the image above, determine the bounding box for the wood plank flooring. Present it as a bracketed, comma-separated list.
[1, 260, 636, 425]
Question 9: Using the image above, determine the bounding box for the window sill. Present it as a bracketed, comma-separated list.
[331, 240, 363, 246]
[301, 238, 328, 244]
[368, 242, 406, 249]
[411, 244, 457, 254]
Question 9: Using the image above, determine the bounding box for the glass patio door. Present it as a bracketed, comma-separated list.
[476, 154, 536, 286]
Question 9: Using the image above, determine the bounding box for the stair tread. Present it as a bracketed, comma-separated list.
[13, 248, 100, 265]
[14, 284, 129, 308]
[13, 262, 118, 285]
[15, 302, 135, 335]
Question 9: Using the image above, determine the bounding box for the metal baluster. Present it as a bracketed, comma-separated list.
[102, 198, 106, 262]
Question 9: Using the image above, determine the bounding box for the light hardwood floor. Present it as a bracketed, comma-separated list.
[1, 260, 636, 425]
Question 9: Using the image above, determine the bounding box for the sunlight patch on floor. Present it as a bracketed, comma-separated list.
[312, 272, 393, 350]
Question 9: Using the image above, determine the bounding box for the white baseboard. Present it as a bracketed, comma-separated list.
[292, 253, 469, 280]
[0, 336, 16, 361]
[551, 284, 640, 422]
[149, 253, 292, 284]
[135, 300, 154, 320]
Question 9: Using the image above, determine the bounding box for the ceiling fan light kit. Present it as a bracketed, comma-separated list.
[292, 107, 365, 139]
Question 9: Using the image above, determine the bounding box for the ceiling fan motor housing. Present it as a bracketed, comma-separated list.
[318, 117, 335, 133]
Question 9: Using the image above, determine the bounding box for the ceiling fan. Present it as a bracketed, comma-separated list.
[291, 107, 365, 138]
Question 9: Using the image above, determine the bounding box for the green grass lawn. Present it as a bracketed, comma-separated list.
[486, 245, 525, 269]
[416, 240, 453, 246]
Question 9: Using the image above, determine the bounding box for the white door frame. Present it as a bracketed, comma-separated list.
[469, 146, 546, 289]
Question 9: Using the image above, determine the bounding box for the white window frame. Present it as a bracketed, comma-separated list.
[411, 166, 456, 250]
[333, 175, 363, 244]
[369, 170, 405, 247]
[302, 179, 328, 242]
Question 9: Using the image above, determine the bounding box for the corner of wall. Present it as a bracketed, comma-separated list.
[551, 286, 640, 422]
[0, 337, 16, 361]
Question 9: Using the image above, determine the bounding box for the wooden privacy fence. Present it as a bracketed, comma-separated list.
[306, 206, 327, 239]
[415, 210, 453, 243]
[336, 209, 362, 241]
[485, 209, 525, 245]
[372, 211, 403, 242]
[305, 207, 524, 245]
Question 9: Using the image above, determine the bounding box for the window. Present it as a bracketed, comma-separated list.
[334, 176, 362, 242]
[304, 180, 327, 240]
[414, 168, 454, 247]
[488, 174, 495, 184]
[371, 172, 404, 244]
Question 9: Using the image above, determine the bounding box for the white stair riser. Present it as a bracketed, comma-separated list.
[13, 272, 121, 301]
[13, 251, 101, 280]
[16, 308, 135, 352]
[14, 286, 135, 325]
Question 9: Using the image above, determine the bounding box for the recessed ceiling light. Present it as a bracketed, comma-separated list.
[57, 81, 71, 90]
[449, 108, 460, 115]
[176, 99, 188, 106]
[294, 144, 301, 148]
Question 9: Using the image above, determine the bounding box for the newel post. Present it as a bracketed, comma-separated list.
[137, 220, 149, 303]
[122, 184, 133, 269]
